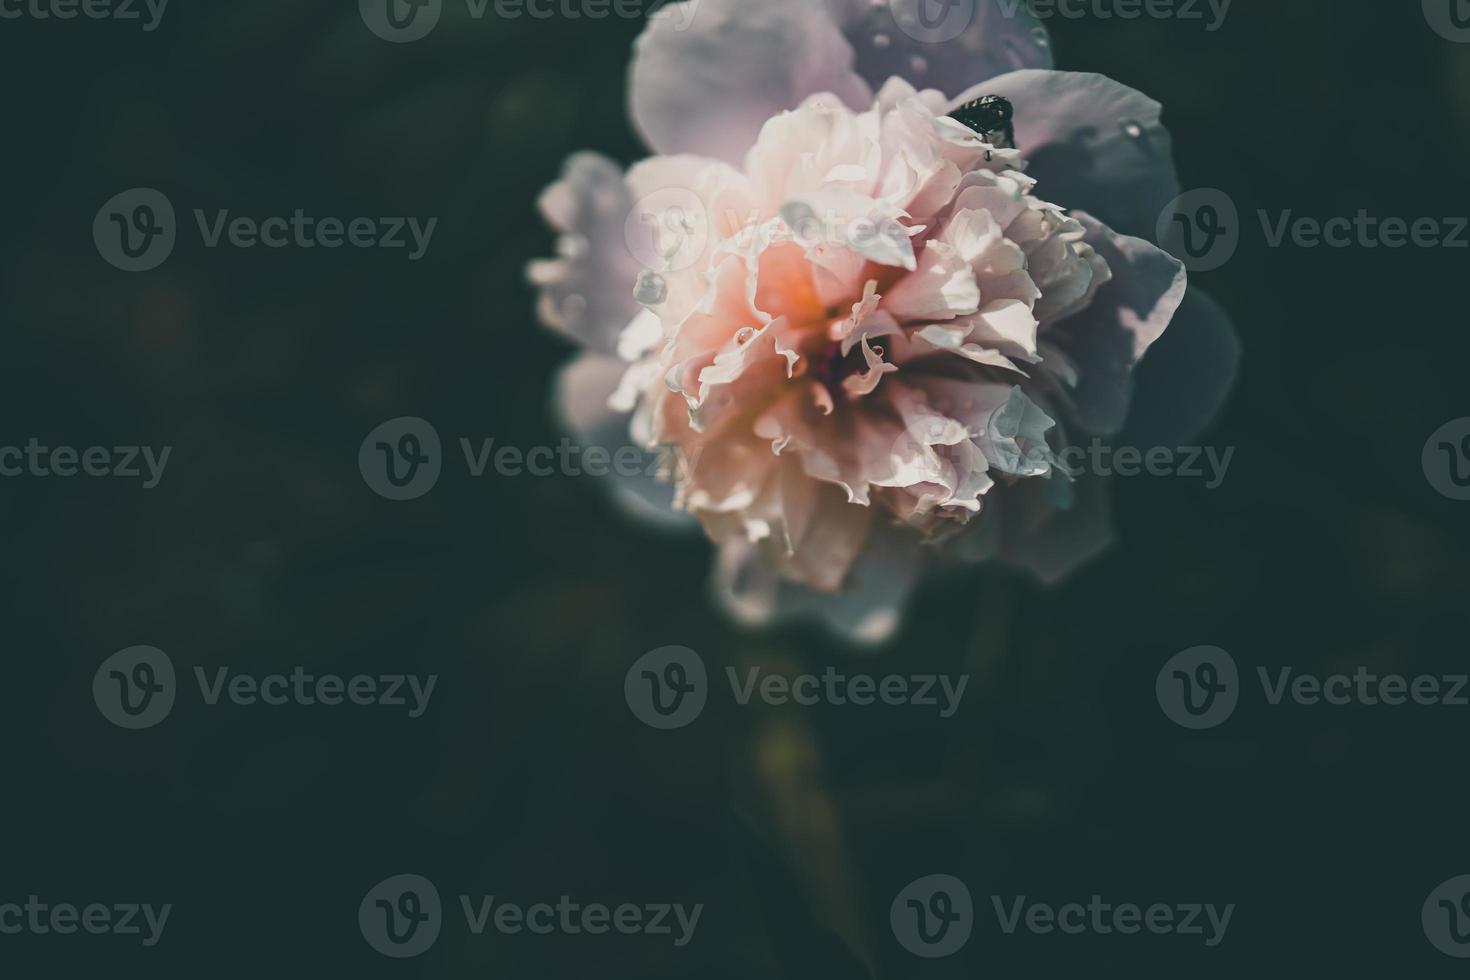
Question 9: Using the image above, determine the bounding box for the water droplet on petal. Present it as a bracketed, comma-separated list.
[634, 269, 667, 306]
[873, 32, 891, 49]
[735, 326, 757, 346]
[910, 55, 927, 74]
[1121, 120, 1144, 139]
[1031, 26, 1050, 47]
[557, 233, 589, 260]
[561, 293, 588, 322]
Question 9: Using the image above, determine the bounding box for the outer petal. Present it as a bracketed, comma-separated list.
[528, 153, 644, 356]
[1121, 288, 1240, 447]
[712, 524, 923, 647]
[1045, 212, 1187, 436]
[825, 0, 1054, 98]
[954, 71, 1178, 240]
[956, 470, 1114, 584]
[554, 352, 696, 529]
[629, 0, 872, 164]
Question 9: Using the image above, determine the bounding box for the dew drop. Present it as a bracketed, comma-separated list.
[557, 233, 589, 260]
[735, 326, 757, 346]
[1121, 120, 1144, 139]
[634, 269, 667, 306]
[872, 32, 891, 49]
[1031, 26, 1050, 47]
[561, 293, 588, 322]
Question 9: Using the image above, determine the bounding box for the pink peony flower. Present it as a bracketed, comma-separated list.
[529, 0, 1237, 644]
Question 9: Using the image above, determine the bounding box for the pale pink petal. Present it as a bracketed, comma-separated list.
[881, 241, 980, 320]
[629, 0, 872, 164]
[554, 352, 694, 528]
[529, 153, 644, 356]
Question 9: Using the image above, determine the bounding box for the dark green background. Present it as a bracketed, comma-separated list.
[1, 0, 1467, 975]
